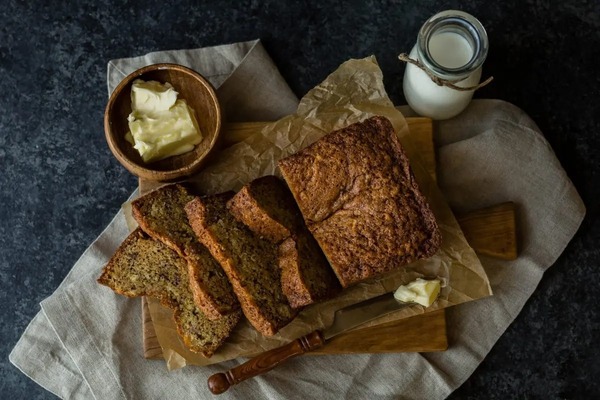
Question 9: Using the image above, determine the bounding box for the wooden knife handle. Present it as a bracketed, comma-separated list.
[208, 330, 325, 394]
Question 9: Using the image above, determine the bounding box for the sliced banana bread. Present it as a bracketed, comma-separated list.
[185, 193, 296, 336]
[185, 243, 237, 320]
[278, 116, 442, 288]
[131, 184, 196, 257]
[131, 184, 238, 320]
[228, 175, 341, 308]
[226, 176, 301, 243]
[278, 229, 341, 308]
[97, 228, 241, 357]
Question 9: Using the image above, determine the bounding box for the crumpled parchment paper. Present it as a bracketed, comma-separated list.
[143, 56, 491, 369]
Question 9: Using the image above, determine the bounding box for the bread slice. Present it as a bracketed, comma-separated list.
[185, 193, 296, 336]
[131, 184, 238, 320]
[228, 176, 341, 308]
[97, 228, 241, 357]
[131, 184, 196, 257]
[227, 176, 301, 243]
[278, 230, 341, 308]
[185, 243, 237, 320]
[278, 116, 442, 288]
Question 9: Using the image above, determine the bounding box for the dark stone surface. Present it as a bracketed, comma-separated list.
[1, 0, 598, 398]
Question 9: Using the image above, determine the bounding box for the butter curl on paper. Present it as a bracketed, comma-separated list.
[141, 56, 491, 369]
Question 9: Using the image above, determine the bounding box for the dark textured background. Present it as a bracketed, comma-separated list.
[1, 0, 599, 398]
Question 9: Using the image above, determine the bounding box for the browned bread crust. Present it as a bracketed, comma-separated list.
[227, 176, 301, 243]
[185, 193, 296, 336]
[97, 228, 241, 357]
[131, 184, 238, 320]
[278, 116, 442, 288]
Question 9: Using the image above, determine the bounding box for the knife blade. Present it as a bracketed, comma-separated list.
[323, 292, 410, 339]
[207, 292, 411, 394]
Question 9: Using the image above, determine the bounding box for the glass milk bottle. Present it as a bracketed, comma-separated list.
[402, 10, 489, 120]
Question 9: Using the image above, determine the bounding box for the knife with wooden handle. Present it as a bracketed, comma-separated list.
[208, 292, 414, 394]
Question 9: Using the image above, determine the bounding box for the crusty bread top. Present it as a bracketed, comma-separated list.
[278, 116, 442, 287]
[97, 228, 241, 357]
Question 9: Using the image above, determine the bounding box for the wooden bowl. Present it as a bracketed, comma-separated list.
[104, 64, 222, 181]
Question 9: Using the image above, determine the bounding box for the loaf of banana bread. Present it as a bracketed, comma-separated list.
[278, 116, 442, 288]
[131, 184, 238, 320]
[185, 193, 296, 336]
[228, 176, 340, 308]
[97, 228, 241, 357]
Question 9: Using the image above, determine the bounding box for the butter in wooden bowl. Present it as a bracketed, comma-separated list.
[125, 79, 203, 163]
[104, 63, 222, 182]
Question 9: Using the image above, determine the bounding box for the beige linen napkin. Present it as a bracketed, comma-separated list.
[10, 39, 585, 400]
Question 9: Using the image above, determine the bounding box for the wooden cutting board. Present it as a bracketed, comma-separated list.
[138, 117, 517, 359]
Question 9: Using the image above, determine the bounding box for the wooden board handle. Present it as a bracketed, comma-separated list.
[208, 330, 325, 394]
[456, 202, 518, 260]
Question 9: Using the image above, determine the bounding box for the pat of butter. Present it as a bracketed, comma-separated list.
[131, 79, 178, 114]
[126, 79, 202, 163]
[394, 278, 441, 307]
